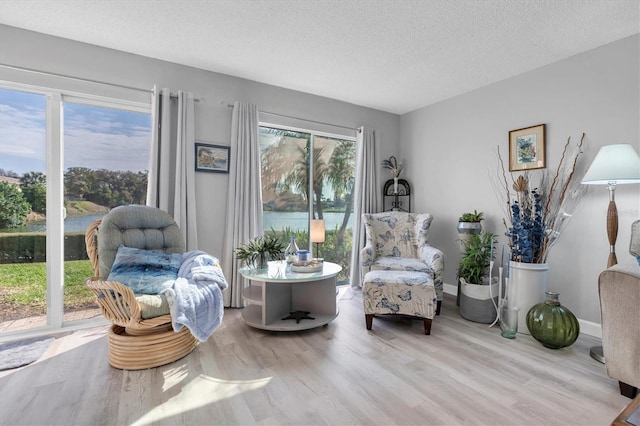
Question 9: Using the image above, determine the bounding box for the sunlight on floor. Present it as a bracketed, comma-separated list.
[132, 374, 272, 425]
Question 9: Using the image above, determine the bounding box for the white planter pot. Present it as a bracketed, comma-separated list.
[459, 279, 498, 324]
[507, 261, 548, 334]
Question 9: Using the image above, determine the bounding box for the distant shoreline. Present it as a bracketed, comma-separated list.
[25, 201, 110, 223]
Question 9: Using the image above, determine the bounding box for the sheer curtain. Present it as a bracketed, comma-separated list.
[349, 126, 379, 288]
[147, 87, 198, 250]
[221, 102, 263, 307]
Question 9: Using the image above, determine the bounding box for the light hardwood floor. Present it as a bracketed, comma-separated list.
[0, 291, 630, 425]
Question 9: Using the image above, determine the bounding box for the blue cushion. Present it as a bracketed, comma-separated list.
[107, 246, 182, 294]
[637, 255, 640, 267]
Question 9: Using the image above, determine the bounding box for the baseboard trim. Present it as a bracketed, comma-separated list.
[577, 319, 602, 339]
[443, 282, 602, 339]
[443, 282, 458, 296]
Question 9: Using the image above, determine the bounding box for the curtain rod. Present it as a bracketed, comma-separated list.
[0, 63, 152, 93]
[166, 93, 206, 103]
[0, 63, 206, 102]
[224, 102, 358, 132]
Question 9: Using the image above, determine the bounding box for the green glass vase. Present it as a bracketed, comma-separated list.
[526, 291, 579, 349]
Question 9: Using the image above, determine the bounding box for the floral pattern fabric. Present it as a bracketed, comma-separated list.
[361, 212, 444, 301]
[363, 270, 436, 319]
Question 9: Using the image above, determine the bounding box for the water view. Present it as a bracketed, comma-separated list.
[3, 211, 354, 234]
[263, 211, 353, 232]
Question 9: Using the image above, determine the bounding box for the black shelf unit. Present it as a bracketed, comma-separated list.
[383, 178, 410, 212]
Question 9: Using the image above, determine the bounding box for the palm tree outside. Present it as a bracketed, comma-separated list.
[259, 126, 355, 283]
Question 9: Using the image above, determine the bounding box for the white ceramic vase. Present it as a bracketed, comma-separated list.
[507, 261, 548, 334]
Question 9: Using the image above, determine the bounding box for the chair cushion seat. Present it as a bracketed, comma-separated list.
[371, 257, 433, 275]
[363, 270, 436, 319]
[135, 293, 171, 319]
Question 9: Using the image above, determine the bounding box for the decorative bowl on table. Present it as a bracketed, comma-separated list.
[291, 259, 324, 273]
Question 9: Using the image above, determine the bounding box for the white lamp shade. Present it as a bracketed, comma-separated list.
[310, 219, 325, 243]
[581, 144, 640, 185]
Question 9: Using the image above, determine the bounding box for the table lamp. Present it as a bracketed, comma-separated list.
[581, 143, 640, 363]
[310, 219, 325, 259]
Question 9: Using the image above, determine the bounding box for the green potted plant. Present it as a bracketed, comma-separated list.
[456, 209, 485, 306]
[458, 232, 498, 323]
[234, 235, 285, 269]
[457, 210, 483, 235]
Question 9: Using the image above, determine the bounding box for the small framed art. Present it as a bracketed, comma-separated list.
[195, 143, 230, 174]
[509, 124, 546, 172]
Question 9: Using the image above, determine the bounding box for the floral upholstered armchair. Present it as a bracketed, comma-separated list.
[361, 211, 444, 309]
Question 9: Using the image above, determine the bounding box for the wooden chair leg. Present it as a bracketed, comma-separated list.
[365, 314, 373, 330]
[436, 300, 442, 315]
[619, 381, 639, 398]
[423, 318, 432, 335]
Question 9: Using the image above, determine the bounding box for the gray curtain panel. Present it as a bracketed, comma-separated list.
[349, 126, 379, 288]
[221, 102, 263, 307]
[146, 87, 198, 251]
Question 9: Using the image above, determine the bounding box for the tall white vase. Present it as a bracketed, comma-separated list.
[507, 261, 548, 334]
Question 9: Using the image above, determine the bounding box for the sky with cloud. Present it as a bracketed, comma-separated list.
[0, 88, 151, 176]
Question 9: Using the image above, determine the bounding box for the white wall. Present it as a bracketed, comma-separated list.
[400, 35, 640, 326]
[0, 24, 400, 261]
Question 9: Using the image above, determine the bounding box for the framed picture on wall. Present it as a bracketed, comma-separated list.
[195, 143, 230, 174]
[509, 124, 546, 172]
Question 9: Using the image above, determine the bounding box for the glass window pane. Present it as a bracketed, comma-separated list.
[313, 136, 355, 284]
[63, 101, 151, 320]
[0, 88, 48, 331]
[260, 127, 311, 246]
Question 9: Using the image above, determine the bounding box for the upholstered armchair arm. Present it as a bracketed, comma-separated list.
[598, 264, 640, 394]
[360, 243, 377, 284]
[419, 244, 445, 300]
[85, 278, 169, 329]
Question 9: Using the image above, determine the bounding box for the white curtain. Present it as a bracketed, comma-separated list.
[349, 126, 379, 288]
[221, 102, 263, 307]
[146, 87, 198, 250]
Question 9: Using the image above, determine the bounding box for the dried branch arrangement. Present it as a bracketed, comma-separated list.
[495, 133, 587, 263]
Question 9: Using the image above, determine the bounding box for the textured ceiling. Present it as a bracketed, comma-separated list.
[0, 0, 638, 114]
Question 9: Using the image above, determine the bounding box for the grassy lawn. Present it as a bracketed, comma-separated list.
[0, 260, 95, 309]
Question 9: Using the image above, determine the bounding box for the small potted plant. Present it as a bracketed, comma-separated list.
[234, 235, 285, 269]
[458, 232, 498, 323]
[456, 210, 485, 304]
[457, 210, 483, 235]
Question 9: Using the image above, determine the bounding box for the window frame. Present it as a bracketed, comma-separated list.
[259, 121, 357, 232]
[0, 78, 152, 339]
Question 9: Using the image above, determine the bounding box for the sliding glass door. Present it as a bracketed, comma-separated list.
[259, 125, 355, 284]
[0, 83, 151, 335]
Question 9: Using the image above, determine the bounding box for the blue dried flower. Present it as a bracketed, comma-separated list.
[508, 189, 544, 263]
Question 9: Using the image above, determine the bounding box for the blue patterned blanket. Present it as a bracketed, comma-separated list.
[163, 251, 228, 342]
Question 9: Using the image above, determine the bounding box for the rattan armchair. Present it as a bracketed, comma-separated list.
[85, 205, 198, 370]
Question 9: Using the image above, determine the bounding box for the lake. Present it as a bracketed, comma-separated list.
[4, 211, 353, 233]
[263, 211, 353, 232]
[2, 214, 107, 233]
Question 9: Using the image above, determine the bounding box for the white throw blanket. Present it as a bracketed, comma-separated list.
[163, 251, 228, 342]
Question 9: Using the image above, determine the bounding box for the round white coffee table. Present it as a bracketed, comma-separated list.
[239, 260, 342, 331]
